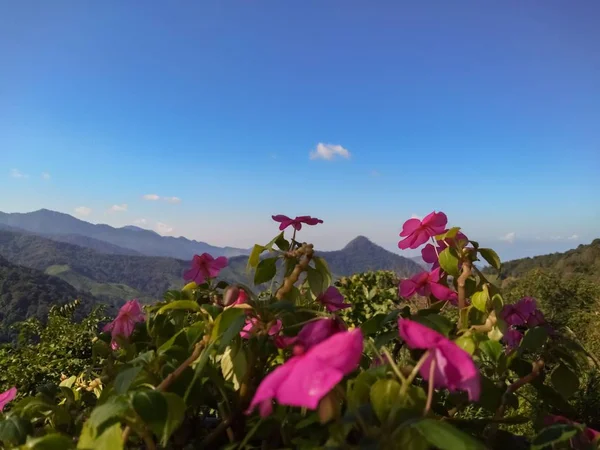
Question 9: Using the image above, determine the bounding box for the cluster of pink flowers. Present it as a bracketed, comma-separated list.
[500, 297, 547, 350]
[397, 211, 461, 304]
[103, 299, 145, 350]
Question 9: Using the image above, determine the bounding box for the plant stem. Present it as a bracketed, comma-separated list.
[457, 260, 472, 329]
[423, 359, 436, 415]
[275, 244, 314, 300]
[400, 351, 430, 395]
[381, 347, 407, 383]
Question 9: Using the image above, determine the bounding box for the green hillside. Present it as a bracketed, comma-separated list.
[491, 239, 600, 283]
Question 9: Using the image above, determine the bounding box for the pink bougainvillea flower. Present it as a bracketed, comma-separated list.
[246, 329, 363, 417]
[500, 297, 545, 327]
[398, 211, 448, 250]
[398, 319, 480, 401]
[317, 286, 351, 312]
[103, 299, 145, 350]
[544, 415, 600, 446]
[240, 317, 282, 340]
[0, 387, 17, 412]
[183, 253, 228, 285]
[399, 268, 458, 304]
[271, 215, 323, 231]
[276, 318, 346, 353]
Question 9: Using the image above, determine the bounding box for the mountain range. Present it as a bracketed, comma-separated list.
[0, 209, 249, 259]
[0, 209, 423, 336]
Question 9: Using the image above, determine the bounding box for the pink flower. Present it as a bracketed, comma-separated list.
[421, 232, 469, 269]
[317, 286, 351, 312]
[0, 387, 17, 412]
[272, 215, 323, 231]
[246, 329, 363, 417]
[103, 299, 145, 350]
[503, 329, 523, 350]
[240, 317, 282, 339]
[399, 268, 457, 303]
[544, 415, 600, 447]
[398, 319, 480, 401]
[398, 211, 448, 250]
[183, 253, 228, 285]
[276, 318, 346, 353]
[500, 297, 545, 327]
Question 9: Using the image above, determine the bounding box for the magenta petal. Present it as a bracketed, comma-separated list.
[430, 282, 457, 302]
[421, 244, 438, 264]
[399, 279, 417, 298]
[398, 319, 445, 349]
[400, 218, 422, 237]
[422, 211, 448, 230]
[306, 329, 363, 374]
[0, 387, 17, 411]
[272, 214, 291, 223]
[246, 356, 300, 416]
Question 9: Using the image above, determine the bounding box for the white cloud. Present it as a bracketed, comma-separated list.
[143, 194, 181, 203]
[10, 169, 28, 179]
[309, 143, 351, 161]
[568, 234, 579, 240]
[155, 222, 174, 234]
[109, 204, 128, 213]
[41, 172, 51, 180]
[74, 206, 92, 216]
[134, 218, 147, 225]
[500, 232, 516, 244]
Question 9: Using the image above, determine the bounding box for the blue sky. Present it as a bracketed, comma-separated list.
[0, 0, 598, 260]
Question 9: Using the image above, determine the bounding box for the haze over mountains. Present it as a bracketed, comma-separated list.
[0, 209, 249, 259]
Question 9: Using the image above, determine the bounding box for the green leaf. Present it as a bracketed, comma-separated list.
[454, 335, 476, 355]
[479, 248, 501, 270]
[247, 244, 265, 269]
[87, 396, 129, 436]
[551, 364, 579, 399]
[0, 416, 33, 446]
[360, 314, 387, 336]
[78, 422, 123, 450]
[531, 424, 581, 450]
[520, 326, 548, 351]
[211, 308, 246, 350]
[221, 345, 247, 390]
[369, 379, 402, 422]
[313, 256, 332, 287]
[347, 370, 379, 411]
[254, 257, 278, 285]
[479, 340, 503, 363]
[132, 390, 168, 438]
[436, 227, 462, 241]
[393, 427, 429, 450]
[307, 267, 326, 297]
[471, 289, 489, 312]
[160, 393, 186, 446]
[274, 233, 289, 251]
[184, 341, 215, 402]
[414, 419, 486, 450]
[157, 300, 200, 315]
[113, 365, 143, 395]
[438, 248, 460, 277]
[23, 434, 75, 449]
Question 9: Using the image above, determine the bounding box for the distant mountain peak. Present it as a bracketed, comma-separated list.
[343, 236, 378, 251]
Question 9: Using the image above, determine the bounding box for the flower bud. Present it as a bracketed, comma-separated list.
[222, 286, 240, 307]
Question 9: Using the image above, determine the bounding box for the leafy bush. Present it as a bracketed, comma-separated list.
[0, 212, 598, 450]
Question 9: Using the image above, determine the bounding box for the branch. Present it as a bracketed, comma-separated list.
[457, 260, 472, 329]
[275, 244, 314, 300]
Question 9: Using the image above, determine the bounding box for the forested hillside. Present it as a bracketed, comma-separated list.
[491, 239, 600, 283]
[0, 256, 101, 341]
